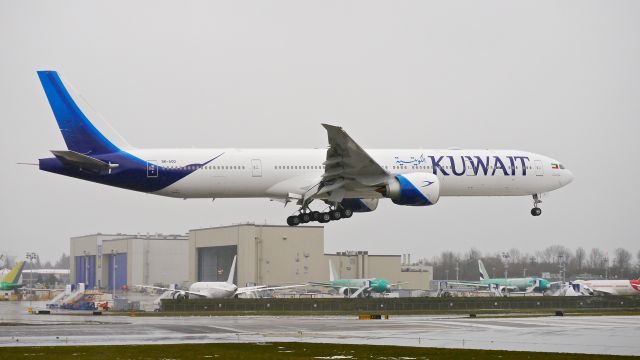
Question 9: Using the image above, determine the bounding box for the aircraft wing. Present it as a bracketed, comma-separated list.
[444, 281, 490, 289]
[236, 284, 304, 295]
[308, 124, 389, 202]
[136, 284, 173, 292]
[135, 284, 210, 298]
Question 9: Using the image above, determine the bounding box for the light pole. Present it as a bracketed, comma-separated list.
[455, 261, 459, 281]
[558, 255, 566, 283]
[82, 250, 89, 289]
[25, 252, 38, 307]
[501, 252, 510, 280]
[111, 250, 116, 301]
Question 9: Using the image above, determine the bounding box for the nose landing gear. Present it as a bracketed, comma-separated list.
[531, 194, 542, 216]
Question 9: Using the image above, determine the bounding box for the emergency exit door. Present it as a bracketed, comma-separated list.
[251, 159, 262, 177]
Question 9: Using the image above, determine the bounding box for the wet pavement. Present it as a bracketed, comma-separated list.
[1, 301, 638, 355]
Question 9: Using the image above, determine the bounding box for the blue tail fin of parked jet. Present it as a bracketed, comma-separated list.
[37, 71, 120, 155]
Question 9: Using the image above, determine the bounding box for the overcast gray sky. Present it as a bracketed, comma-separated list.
[1, 1, 639, 263]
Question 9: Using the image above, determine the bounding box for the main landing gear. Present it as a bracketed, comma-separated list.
[531, 194, 542, 216]
[286, 207, 353, 226]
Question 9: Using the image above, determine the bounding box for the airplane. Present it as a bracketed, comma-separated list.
[443, 260, 552, 295]
[0, 261, 26, 291]
[309, 260, 403, 298]
[569, 279, 640, 296]
[23, 269, 70, 275]
[137, 256, 302, 299]
[34, 71, 574, 226]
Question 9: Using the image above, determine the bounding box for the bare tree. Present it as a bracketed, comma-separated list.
[575, 247, 586, 270]
[588, 248, 604, 268]
[614, 248, 632, 276]
[465, 248, 481, 261]
[508, 248, 522, 263]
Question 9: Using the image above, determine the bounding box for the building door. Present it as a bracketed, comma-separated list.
[534, 160, 544, 176]
[251, 159, 262, 177]
[108, 253, 128, 290]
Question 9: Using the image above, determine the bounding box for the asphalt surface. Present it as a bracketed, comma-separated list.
[1, 301, 638, 355]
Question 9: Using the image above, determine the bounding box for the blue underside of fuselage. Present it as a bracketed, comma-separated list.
[39, 152, 221, 193]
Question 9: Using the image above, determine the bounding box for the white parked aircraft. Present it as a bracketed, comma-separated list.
[137, 256, 301, 299]
[571, 279, 640, 296]
[35, 71, 574, 225]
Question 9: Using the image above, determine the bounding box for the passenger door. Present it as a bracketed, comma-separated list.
[251, 159, 262, 177]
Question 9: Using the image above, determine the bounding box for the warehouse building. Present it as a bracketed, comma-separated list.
[70, 233, 188, 290]
[70, 224, 432, 292]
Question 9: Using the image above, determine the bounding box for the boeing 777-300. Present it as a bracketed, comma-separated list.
[34, 71, 574, 225]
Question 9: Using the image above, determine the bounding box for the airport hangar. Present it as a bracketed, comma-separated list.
[70, 224, 432, 292]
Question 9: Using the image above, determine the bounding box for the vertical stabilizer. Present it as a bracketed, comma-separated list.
[329, 259, 338, 281]
[227, 256, 237, 284]
[37, 71, 121, 155]
[3, 261, 25, 284]
[478, 260, 489, 280]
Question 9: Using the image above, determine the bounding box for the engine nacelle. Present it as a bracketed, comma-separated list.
[340, 198, 379, 213]
[382, 173, 440, 206]
[339, 287, 351, 296]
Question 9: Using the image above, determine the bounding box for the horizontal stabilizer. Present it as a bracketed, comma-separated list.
[51, 150, 118, 172]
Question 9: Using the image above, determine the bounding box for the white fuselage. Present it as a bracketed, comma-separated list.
[574, 280, 640, 296]
[127, 148, 573, 199]
[188, 281, 238, 298]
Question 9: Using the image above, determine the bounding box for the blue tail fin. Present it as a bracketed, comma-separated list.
[37, 71, 120, 155]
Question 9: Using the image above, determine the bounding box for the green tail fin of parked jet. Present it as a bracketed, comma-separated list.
[0, 261, 25, 291]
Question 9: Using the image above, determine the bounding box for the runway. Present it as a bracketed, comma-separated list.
[1, 302, 638, 356]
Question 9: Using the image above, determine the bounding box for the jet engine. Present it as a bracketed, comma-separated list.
[339, 198, 379, 212]
[379, 173, 440, 206]
[339, 287, 351, 297]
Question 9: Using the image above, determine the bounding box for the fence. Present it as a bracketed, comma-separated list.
[160, 295, 640, 314]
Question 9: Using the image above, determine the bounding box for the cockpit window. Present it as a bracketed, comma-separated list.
[559, 164, 566, 169]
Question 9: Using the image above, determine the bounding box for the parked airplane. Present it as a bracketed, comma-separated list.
[23, 269, 70, 275]
[35, 71, 574, 226]
[137, 256, 301, 299]
[570, 279, 640, 296]
[309, 260, 403, 298]
[0, 261, 25, 291]
[444, 260, 552, 294]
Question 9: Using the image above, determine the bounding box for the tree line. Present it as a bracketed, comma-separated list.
[415, 246, 640, 281]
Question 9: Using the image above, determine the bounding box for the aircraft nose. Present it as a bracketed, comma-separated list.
[565, 170, 574, 184]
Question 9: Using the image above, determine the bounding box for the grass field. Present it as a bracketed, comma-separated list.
[1, 342, 636, 359]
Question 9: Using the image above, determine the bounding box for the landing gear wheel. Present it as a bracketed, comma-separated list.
[341, 208, 353, 218]
[330, 210, 342, 220]
[299, 213, 311, 223]
[318, 212, 331, 223]
[531, 208, 542, 216]
[286, 215, 301, 226]
[311, 211, 321, 221]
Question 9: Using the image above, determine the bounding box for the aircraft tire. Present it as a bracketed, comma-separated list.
[330, 210, 342, 220]
[299, 213, 311, 223]
[318, 212, 331, 223]
[286, 216, 301, 226]
[531, 208, 542, 216]
[341, 208, 353, 218]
